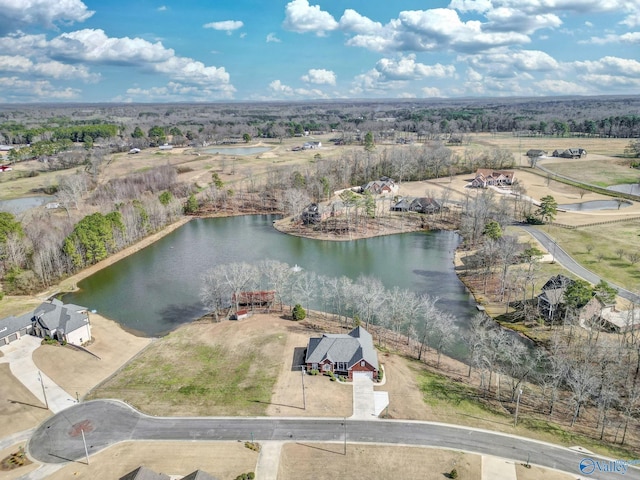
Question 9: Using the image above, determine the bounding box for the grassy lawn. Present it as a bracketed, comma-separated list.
[88, 323, 286, 416]
[417, 367, 639, 459]
[542, 159, 639, 187]
[545, 223, 640, 293]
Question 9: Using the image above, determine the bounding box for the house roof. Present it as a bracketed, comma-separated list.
[33, 300, 89, 335]
[539, 287, 566, 307]
[474, 168, 515, 182]
[119, 466, 170, 480]
[0, 311, 33, 339]
[182, 470, 220, 480]
[541, 274, 573, 291]
[305, 326, 378, 370]
[601, 307, 640, 331]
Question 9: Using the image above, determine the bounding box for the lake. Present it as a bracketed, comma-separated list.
[203, 146, 272, 156]
[0, 196, 51, 213]
[559, 200, 632, 211]
[64, 216, 477, 341]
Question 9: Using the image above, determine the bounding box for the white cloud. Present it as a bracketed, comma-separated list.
[484, 8, 562, 34]
[49, 29, 172, 64]
[126, 81, 232, 101]
[301, 68, 336, 85]
[587, 32, 640, 44]
[268, 79, 329, 98]
[0, 32, 48, 56]
[203, 20, 244, 33]
[283, 0, 338, 36]
[339, 9, 383, 35]
[158, 5, 167, 11]
[345, 8, 530, 54]
[421, 87, 444, 97]
[0, 0, 94, 34]
[45, 28, 236, 95]
[0, 54, 98, 81]
[375, 54, 455, 80]
[266, 33, 281, 43]
[0, 76, 80, 100]
[461, 49, 559, 77]
[269, 80, 294, 95]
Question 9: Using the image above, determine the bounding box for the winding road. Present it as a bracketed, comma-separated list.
[519, 224, 640, 304]
[27, 400, 640, 480]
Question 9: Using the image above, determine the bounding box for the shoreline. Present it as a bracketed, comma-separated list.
[37, 216, 193, 299]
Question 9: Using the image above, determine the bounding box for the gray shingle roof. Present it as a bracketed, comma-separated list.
[305, 326, 378, 370]
[33, 301, 88, 335]
[119, 466, 170, 480]
[182, 470, 220, 480]
[0, 311, 33, 339]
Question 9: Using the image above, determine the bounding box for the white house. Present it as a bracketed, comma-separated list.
[0, 299, 92, 346]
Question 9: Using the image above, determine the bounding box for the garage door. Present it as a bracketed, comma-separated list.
[353, 371, 373, 380]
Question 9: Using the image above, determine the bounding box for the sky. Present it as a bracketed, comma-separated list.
[0, 0, 639, 103]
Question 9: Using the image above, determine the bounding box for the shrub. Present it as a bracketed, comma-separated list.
[449, 468, 458, 479]
[309, 369, 319, 376]
[377, 368, 384, 382]
[292, 304, 306, 321]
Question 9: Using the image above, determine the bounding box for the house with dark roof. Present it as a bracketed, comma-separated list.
[537, 274, 574, 320]
[361, 177, 398, 196]
[119, 467, 219, 480]
[552, 148, 587, 159]
[305, 326, 379, 380]
[119, 466, 170, 480]
[409, 197, 441, 214]
[470, 169, 515, 188]
[0, 299, 91, 347]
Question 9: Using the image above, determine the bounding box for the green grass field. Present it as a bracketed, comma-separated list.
[88, 326, 286, 416]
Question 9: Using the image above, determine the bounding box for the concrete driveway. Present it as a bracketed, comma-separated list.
[0, 336, 76, 413]
[350, 376, 388, 419]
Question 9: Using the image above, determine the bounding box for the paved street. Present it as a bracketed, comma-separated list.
[520, 225, 640, 304]
[27, 400, 640, 480]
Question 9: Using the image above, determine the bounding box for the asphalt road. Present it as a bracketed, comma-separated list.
[519, 225, 640, 304]
[28, 400, 640, 480]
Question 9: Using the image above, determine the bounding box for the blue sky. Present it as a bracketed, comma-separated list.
[0, 0, 639, 102]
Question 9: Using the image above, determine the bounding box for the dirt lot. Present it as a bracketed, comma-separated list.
[266, 318, 352, 417]
[0, 364, 49, 438]
[32, 313, 151, 399]
[46, 441, 258, 480]
[279, 443, 577, 480]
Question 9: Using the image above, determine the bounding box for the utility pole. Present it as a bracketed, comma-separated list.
[300, 365, 306, 410]
[38, 371, 49, 410]
[514, 389, 523, 426]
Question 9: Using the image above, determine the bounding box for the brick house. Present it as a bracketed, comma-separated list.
[471, 169, 516, 188]
[305, 326, 379, 380]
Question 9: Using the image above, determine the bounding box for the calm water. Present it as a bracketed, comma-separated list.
[65, 216, 476, 339]
[203, 146, 271, 156]
[0, 196, 50, 213]
[559, 200, 632, 211]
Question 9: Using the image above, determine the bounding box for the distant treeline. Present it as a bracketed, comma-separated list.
[1, 97, 639, 147]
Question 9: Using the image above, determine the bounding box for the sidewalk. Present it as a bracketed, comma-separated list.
[0, 336, 76, 413]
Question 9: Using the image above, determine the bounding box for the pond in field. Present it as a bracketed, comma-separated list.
[0, 196, 51, 213]
[607, 184, 640, 196]
[64, 215, 477, 356]
[559, 200, 632, 211]
[203, 146, 271, 156]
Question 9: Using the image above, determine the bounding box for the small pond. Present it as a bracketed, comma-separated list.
[559, 200, 632, 211]
[203, 146, 271, 156]
[0, 196, 51, 213]
[607, 184, 640, 196]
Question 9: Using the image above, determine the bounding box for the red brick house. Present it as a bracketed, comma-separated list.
[305, 326, 379, 380]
